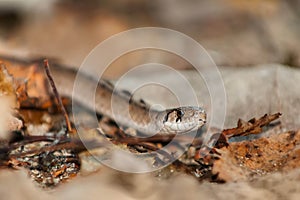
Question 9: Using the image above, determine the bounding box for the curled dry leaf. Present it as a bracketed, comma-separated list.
[222, 113, 282, 138]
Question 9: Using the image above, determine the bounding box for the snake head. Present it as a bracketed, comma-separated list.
[161, 106, 206, 134]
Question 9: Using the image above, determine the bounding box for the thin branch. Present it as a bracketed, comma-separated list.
[43, 59, 73, 133]
[8, 138, 104, 159]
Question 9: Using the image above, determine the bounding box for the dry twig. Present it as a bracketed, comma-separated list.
[43, 59, 73, 133]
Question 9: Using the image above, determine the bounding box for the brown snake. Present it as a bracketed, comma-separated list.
[48, 64, 206, 135]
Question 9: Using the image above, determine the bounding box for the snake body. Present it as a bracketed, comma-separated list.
[49, 64, 206, 135]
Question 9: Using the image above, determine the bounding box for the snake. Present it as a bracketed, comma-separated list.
[4, 57, 207, 135]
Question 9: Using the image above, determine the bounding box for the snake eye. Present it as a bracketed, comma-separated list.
[164, 109, 185, 123]
[175, 109, 184, 122]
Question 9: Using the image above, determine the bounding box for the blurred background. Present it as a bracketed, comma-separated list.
[0, 0, 299, 78]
